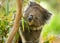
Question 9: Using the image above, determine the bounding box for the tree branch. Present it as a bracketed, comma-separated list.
[5, 0, 22, 43]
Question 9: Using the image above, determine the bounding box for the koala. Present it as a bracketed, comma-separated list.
[19, 2, 51, 43]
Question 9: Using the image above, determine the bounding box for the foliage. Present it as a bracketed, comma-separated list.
[41, 14, 60, 43]
[0, 0, 16, 42]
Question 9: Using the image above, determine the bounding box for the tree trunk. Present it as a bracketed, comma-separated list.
[5, 0, 22, 43]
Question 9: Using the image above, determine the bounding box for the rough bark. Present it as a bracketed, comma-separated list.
[5, 0, 22, 43]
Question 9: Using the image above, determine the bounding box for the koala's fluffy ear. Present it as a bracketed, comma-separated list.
[29, 1, 37, 6]
[42, 10, 52, 21]
[29, 1, 34, 6]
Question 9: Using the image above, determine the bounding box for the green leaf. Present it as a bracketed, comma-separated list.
[22, 17, 25, 31]
[6, 0, 9, 15]
[44, 40, 49, 43]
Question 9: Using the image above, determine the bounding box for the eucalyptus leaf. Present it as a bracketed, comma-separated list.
[6, 0, 9, 15]
[22, 17, 25, 31]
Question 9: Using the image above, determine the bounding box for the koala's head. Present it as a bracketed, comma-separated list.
[24, 2, 51, 27]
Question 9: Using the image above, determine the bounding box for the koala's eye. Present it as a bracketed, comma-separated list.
[28, 15, 33, 18]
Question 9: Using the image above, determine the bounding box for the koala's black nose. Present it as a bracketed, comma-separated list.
[28, 15, 33, 22]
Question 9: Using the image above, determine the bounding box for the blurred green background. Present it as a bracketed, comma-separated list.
[0, 0, 60, 43]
